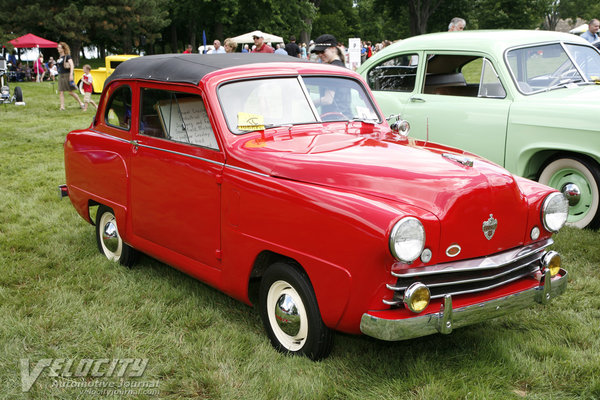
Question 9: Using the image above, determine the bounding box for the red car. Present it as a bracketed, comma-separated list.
[61, 54, 568, 360]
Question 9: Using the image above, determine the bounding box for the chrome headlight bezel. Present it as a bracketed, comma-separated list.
[389, 217, 425, 263]
[541, 192, 569, 232]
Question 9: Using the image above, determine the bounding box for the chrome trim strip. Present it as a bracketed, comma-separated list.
[225, 164, 270, 178]
[392, 239, 552, 278]
[386, 257, 539, 291]
[93, 131, 271, 178]
[361, 269, 567, 341]
[135, 142, 225, 166]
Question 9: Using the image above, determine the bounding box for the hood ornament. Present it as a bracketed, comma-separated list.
[482, 214, 498, 240]
[442, 153, 473, 167]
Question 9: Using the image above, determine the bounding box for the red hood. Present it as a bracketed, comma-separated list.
[231, 128, 530, 256]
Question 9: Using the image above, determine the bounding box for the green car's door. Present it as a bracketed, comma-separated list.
[403, 54, 511, 166]
[363, 52, 422, 118]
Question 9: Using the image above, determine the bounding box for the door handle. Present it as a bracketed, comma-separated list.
[131, 140, 139, 152]
[409, 96, 426, 103]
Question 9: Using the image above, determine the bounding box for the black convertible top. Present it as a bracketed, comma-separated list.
[104, 53, 306, 88]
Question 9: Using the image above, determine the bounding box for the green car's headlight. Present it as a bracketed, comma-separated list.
[389, 217, 425, 263]
[542, 192, 568, 232]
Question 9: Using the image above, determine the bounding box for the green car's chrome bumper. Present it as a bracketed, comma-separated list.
[360, 269, 568, 341]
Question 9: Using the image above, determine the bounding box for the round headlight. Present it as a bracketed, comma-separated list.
[542, 192, 569, 232]
[389, 217, 425, 263]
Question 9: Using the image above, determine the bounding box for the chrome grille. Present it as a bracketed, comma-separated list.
[384, 239, 552, 306]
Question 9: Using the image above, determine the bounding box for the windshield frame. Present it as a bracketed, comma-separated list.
[504, 40, 600, 95]
[216, 74, 383, 135]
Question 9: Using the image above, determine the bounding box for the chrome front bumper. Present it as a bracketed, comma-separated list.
[360, 268, 567, 341]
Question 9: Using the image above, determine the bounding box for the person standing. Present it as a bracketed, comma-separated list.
[81, 64, 98, 111]
[448, 17, 466, 31]
[224, 38, 237, 53]
[183, 44, 193, 54]
[311, 34, 345, 67]
[284, 36, 301, 58]
[274, 44, 288, 55]
[251, 32, 274, 53]
[209, 40, 226, 54]
[581, 19, 600, 43]
[57, 42, 84, 110]
[33, 54, 45, 82]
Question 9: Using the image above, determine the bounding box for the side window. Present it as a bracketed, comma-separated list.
[478, 58, 506, 98]
[423, 55, 505, 98]
[139, 88, 219, 150]
[367, 54, 419, 92]
[105, 86, 132, 130]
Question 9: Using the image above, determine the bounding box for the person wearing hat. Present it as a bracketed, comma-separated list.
[251, 32, 274, 53]
[311, 34, 345, 67]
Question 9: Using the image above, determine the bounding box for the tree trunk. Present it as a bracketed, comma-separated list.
[214, 22, 223, 41]
[408, 0, 445, 35]
[171, 24, 178, 53]
[71, 41, 82, 66]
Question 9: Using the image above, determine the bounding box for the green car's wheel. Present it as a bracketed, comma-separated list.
[539, 156, 600, 229]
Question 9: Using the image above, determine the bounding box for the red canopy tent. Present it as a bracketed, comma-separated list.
[9, 33, 57, 48]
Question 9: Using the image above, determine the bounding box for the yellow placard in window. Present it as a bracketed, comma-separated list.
[237, 112, 265, 131]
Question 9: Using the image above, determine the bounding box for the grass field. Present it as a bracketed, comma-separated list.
[1, 82, 599, 399]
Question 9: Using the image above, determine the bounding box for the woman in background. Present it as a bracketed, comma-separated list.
[57, 42, 84, 110]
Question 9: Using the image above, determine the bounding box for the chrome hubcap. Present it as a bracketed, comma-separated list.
[561, 183, 581, 206]
[274, 293, 301, 336]
[102, 220, 119, 253]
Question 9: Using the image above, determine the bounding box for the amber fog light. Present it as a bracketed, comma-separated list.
[403, 282, 430, 313]
[542, 251, 561, 277]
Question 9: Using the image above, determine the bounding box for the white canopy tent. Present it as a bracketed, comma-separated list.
[569, 24, 588, 34]
[230, 30, 284, 44]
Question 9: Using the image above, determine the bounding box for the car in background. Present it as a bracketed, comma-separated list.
[61, 54, 568, 360]
[358, 30, 600, 229]
[73, 54, 139, 93]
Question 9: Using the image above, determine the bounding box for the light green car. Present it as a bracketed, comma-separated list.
[358, 30, 600, 229]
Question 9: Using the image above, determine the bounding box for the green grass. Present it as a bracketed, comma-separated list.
[1, 82, 600, 399]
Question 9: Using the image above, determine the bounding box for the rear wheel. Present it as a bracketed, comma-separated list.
[259, 262, 333, 360]
[538, 156, 600, 229]
[95, 206, 137, 266]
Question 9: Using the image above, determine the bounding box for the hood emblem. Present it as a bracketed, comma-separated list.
[442, 153, 473, 167]
[482, 214, 498, 240]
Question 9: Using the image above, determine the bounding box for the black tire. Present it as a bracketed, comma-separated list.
[95, 205, 137, 267]
[259, 262, 333, 360]
[13, 86, 22, 102]
[538, 155, 600, 229]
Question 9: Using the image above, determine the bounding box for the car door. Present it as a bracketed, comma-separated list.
[363, 52, 422, 119]
[129, 84, 225, 269]
[401, 53, 511, 166]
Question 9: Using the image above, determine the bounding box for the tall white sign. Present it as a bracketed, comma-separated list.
[348, 38, 361, 71]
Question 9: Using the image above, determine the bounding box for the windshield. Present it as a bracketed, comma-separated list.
[218, 76, 380, 134]
[506, 42, 600, 94]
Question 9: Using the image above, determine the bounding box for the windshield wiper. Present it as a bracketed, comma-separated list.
[546, 78, 583, 91]
[350, 117, 377, 124]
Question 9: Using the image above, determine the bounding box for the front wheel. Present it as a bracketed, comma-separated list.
[259, 262, 333, 360]
[95, 206, 137, 266]
[13, 86, 23, 102]
[538, 156, 600, 229]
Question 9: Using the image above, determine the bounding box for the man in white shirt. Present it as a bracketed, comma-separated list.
[209, 40, 226, 54]
[581, 19, 600, 43]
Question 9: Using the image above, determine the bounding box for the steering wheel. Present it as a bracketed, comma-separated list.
[320, 112, 347, 122]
